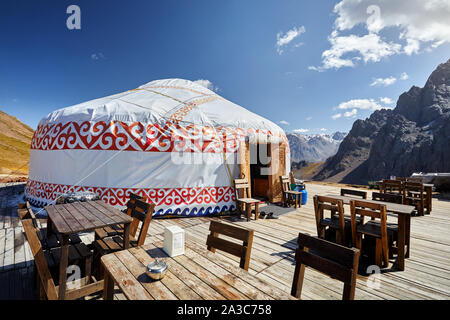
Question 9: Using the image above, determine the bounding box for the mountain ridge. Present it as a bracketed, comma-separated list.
[314, 59, 450, 184]
[287, 131, 347, 163]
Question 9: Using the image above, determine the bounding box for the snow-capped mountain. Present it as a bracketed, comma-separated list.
[287, 131, 347, 163]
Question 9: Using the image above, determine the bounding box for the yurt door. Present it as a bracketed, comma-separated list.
[239, 141, 251, 195]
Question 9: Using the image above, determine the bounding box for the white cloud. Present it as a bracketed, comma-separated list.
[193, 79, 219, 92]
[91, 53, 105, 60]
[320, 128, 327, 131]
[344, 109, 358, 117]
[293, 128, 309, 133]
[400, 72, 409, 80]
[380, 97, 394, 104]
[306, 116, 312, 121]
[276, 26, 306, 54]
[310, 0, 450, 71]
[279, 120, 290, 125]
[370, 76, 397, 87]
[332, 113, 342, 120]
[336, 98, 383, 111]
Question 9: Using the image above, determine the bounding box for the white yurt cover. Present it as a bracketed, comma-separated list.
[25, 79, 290, 216]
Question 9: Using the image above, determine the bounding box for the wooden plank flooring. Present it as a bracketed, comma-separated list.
[1, 182, 449, 300]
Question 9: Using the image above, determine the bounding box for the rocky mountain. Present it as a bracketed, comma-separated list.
[287, 132, 346, 162]
[0, 110, 34, 175]
[315, 59, 450, 184]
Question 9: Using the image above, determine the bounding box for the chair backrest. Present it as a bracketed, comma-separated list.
[382, 179, 403, 194]
[340, 188, 367, 199]
[313, 196, 346, 245]
[350, 200, 387, 244]
[403, 181, 424, 196]
[234, 178, 251, 199]
[126, 198, 155, 246]
[280, 176, 291, 193]
[22, 219, 59, 300]
[206, 221, 254, 270]
[291, 233, 360, 300]
[18, 202, 45, 241]
[406, 177, 423, 183]
[371, 192, 403, 204]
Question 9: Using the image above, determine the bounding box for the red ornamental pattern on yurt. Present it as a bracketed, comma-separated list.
[25, 179, 235, 207]
[30, 121, 290, 153]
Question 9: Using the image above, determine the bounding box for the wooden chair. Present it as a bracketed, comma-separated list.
[340, 188, 367, 199]
[206, 221, 254, 271]
[18, 202, 82, 249]
[280, 175, 302, 208]
[234, 178, 260, 221]
[372, 192, 403, 204]
[381, 180, 403, 195]
[18, 202, 89, 278]
[403, 182, 425, 216]
[94, 198, 155, 255]
[94, 193, 146, 240]
[22, 219, 103, 300]
[291, 233, 360, 300]
[350, 200, 397, 268]
[313, 196, 348, 246]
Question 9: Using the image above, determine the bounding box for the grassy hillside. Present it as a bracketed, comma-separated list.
[0, 110, 34, 175]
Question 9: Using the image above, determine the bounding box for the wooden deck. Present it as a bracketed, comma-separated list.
[1, 182, 450, 300]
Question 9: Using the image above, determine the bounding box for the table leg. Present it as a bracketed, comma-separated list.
[123, 222, 130, 249]
[405, 215, 411, 259]
[103, 270, 115, 300]
[46, 217, 53, 237]
[58, 235, 70, 300]
[397, 215, 406, 271]
[426, 186, 432, 214]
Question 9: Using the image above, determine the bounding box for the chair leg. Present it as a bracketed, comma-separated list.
[246, 204, 251, 222]
[254, 203, 259, 220]
[375, 239, 382, 267]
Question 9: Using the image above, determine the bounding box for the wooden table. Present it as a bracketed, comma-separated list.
[323, 194, 415, 271]
[101, 240, 297, 300]
[377, 181, 434, 213]
[45, 200, 132, 300]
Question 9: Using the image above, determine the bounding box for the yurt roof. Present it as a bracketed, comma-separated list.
[39, 78, 284, 134]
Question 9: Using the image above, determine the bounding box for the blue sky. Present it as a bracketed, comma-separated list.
[1, 0, 449, 133]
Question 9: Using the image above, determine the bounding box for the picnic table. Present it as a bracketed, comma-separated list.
[45, 200, 132, 300]
[101, 240, 297, 300]
[323, 194, 415, 271]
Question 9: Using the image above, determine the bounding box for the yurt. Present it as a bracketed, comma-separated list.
[25, 79, 290, 216]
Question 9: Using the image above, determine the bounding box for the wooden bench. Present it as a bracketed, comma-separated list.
[340, 188, 367, 199]
[280, 176, 302, 208]
[206, 221, 254, 271]
[21, 219, 104, 300]
[234, 178, 260, 221]
[291, 233, 360, 300]
[372, 192, 403, 204]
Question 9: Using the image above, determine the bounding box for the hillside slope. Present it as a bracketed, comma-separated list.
[0, 110, 34, 175]
[315, 59, 450, 184]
